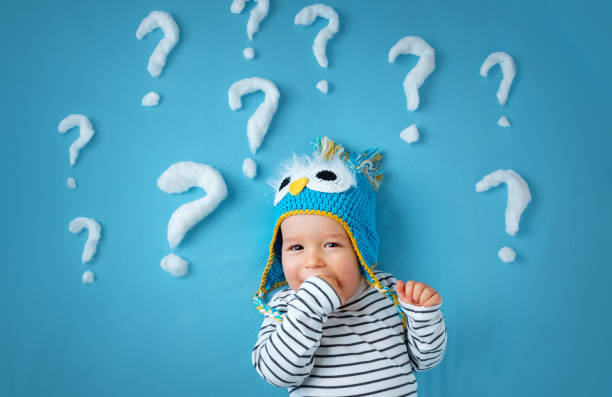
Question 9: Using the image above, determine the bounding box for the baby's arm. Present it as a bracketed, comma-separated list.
[252, 276, 341, 387]
[396, 279, 447, 371]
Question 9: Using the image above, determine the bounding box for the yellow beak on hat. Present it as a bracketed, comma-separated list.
[289, 177, 308, 196]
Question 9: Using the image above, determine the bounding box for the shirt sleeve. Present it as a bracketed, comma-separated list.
[374, 270, 447, 372]
[252, 276, 341, 388]
[400, 300, 447, 371]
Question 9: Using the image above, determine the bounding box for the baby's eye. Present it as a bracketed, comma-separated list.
[289, 244, 303, 251]
[325, 242, 339, 248]
[279, 177, 291, 191]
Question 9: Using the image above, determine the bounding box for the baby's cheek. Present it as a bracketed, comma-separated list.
[282, 262, 300, 290]
[284, 274, 299, 291]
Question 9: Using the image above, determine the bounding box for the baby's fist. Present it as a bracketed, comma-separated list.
[315, 275, 347, 304]
[396, 280, 441, 307]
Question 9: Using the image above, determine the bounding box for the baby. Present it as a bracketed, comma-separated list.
[252, 138, 446, 396]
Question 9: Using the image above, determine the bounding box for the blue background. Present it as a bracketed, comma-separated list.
[2, 0, 611, 396]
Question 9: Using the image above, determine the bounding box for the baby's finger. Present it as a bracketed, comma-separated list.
[422, 293, 442, 307]
[404, 280, 415, 304]
[418, 287, 437, 305]
[412, 282, 427, 303]
[396, 280, 405, 299]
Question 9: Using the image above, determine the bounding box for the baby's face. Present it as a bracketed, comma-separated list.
[280, 214, 362, 300]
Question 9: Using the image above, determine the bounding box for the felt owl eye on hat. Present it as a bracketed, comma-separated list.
[254, 137, 407, 327]
[272, 154, 357, 206]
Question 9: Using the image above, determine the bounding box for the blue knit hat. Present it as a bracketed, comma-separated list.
[254, 137, 407, 328]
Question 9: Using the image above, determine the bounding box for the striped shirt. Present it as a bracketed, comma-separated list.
[252, 270, 447, 396]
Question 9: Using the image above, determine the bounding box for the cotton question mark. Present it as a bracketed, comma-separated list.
[228, 77, 280, 179]
[157, 161, 228, 276]
[388, 36, 435, 144]
[231, 0, 269, 58]
[58, 114, 95, 188]
[294, 4, 339, 68]
[475, 169, 531, 263]
[295, 4, 339, 92]
[480, 52, 516, 127]
[231, 0, 269, 40]
[58, 114, 95, 166]
[69, 217, 102, 283]
[136, 10, 180, 106]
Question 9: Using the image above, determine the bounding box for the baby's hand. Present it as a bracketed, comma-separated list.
[396, 280, 442, 307]
[315, 275, 347, 304]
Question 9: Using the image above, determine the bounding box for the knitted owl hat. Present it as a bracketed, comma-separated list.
[254, 137, 407, 328]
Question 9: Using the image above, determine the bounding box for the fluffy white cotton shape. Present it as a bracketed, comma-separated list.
[157, 161, 228, 249]
[67, 177, 77, 189]
[316, 80, 329, 94]
[243, 47, 255, 59]
[231, 0, 269, 40]
[160, 253, 189, 277]
[295, 4, 339, 68]
[136, 10, 179, 78]
[475, 169, 531, 236]
[243, 158, 257, 179]
[228, 77, 280, 154]
[142, 91, 160, 106]
[480, 52, 516, 106]
[498, 116, 511, 127]
[58, 114, 95, 166]
[400, 124, 419, 144]
[389, 36, 436, 112]
[498, 247, 516, 263]
[69, 217, 102, 263]
[82, 270, 95, 284]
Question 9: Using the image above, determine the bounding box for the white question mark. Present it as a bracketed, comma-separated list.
[58, 114, 95, 167]
[294, 4, 339, 69]
[228, 77, 280, 178]
[231, 0, 269, 40]
[480, 52, 516, 127]
[58, 114, 95, 188]
[388, 36, 435, 144]
[157, 161, 228, 276]
[69, 217, 102, 283]
[388, 36, 435, 112]
[136, 10, 180, 104]
[475, 169, 531, 263]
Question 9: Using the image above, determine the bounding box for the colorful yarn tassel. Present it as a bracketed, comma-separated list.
[313, 137, 383, 191]
[314, 137, 348, 161]
[351, 148, 383, 191]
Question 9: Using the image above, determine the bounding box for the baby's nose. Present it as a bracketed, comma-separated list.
[305, 250, 325, 268]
